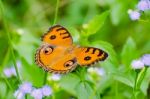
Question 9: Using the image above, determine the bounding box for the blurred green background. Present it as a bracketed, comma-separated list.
[0, 0, 150, 99]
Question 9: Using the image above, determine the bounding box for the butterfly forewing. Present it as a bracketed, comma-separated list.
[41, 25, 73, 46]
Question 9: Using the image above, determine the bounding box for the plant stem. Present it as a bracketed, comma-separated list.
[43, 72, 48, 85]
[133, 67, 148, 99]
[133, 70, 138, 99]
[53, 0, 59, 25]
[0, 0, 21, 83]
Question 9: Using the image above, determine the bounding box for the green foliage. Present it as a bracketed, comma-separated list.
[121, 37, 138, 68]
[84, 11, 109, 36]
[0, 0, 150, 99]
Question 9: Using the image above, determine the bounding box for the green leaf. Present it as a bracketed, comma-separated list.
[13, 32, 39, 65]
[20, 58, 45, 87]
[0, 81, 7, 98]
[114, 73, 134, 87]
[76, 82, 100, 99]
[84, 11, 109, 36]
[59, 73, 80, 96]
[121, 37, 137, 68]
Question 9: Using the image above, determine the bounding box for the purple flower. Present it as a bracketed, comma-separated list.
[128, 9, 141, 20]
[14, 90, 25, 99]
[19, 82, 33, 94]
[137, 0, 150, 11]
[31, 88, 43, 99]
[131, 59, 144, 69]
[3, 67, 16, 78]
[141, 54, 150, 66]
[41, 85, 52, 96]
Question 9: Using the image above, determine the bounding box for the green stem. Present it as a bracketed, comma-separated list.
[136, 67, 148, 90]
[53, 0, 59, 25]
[43, 72, 48, 85]
[0, 0, 21, 83]
[133, 70, 139, 99]
[133, 67, 148, 98]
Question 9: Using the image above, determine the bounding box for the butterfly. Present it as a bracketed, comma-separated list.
[35, 25, 108, 74]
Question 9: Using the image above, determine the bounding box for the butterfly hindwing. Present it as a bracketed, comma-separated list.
[35, 44, 77, 74]
[74, 47, 108, 66]
[42, 25, 73, 46]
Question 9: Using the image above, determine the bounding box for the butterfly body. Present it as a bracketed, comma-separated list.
[35, 25, 108, 74]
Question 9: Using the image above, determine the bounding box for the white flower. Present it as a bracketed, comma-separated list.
[31, 88, 43, 99]
[128, 9, 141, 20]
[14, 90, 25, 99]
[96, 68, 105, 76]
[49, 74, 61, 81]
[141, 54, 150, 66]
[41, 85, 52, 96]
[87, 67, 105, 76]
[137, 0, 150, 11]
[19, 82, 33, 94]
[131, 59, 144, 69]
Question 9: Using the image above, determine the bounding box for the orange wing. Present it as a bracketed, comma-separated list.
[41, 25, 73, 47]
[35, 44, 77, 74]
[74, 47, 108, 66]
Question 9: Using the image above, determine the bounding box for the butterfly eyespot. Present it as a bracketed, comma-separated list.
[84, 56, 91, 61]
[50, 35, 56, 40]
[64, 60, 74, 67]
[43, 46, 53, 55]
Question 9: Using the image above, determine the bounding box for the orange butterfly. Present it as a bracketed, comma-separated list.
[35, 25, 108, 74]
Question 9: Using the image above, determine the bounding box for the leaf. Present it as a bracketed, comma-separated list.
[20, 58, 45, 87]
[0, 81, 7, 98]
[121, 37, 138, 68]
[84, 11, 109, 36]
[76, 82, 100, 99]
[59, 73, 80, 96]
[13, 32, 39, 65]
[114, 73, 134, 87]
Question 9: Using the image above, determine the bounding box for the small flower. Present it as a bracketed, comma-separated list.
[3, 67, 16, 78]
[31, 88, 43, 99]
[3, 68, 13, 77]
[16, 61, 22, 68]
[96, 68, 105, 76]
[131, 59, 144, 69]
[87, 67, 105, 76]
[14, 90, 25, 99]
[19, 82, 33, 94]
[137, 0, 150, 11]
[10, 67, 17, 76]
[128, 9, 141, 20]
[50, 74, 61, 81]
[41, 85, 52, 96]
[141, 54, 150, 66]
